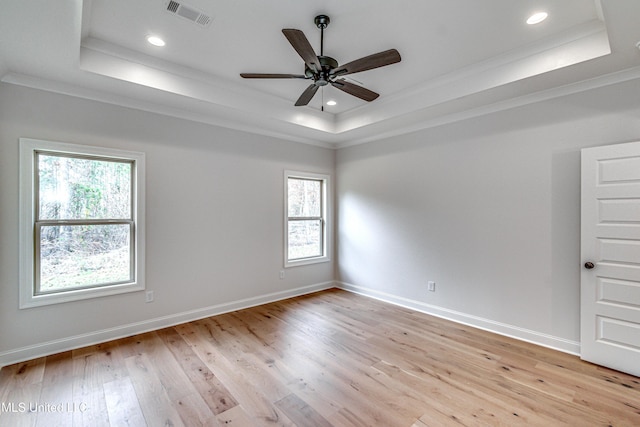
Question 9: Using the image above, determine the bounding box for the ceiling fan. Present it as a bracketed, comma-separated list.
[240, 15, 401, 107]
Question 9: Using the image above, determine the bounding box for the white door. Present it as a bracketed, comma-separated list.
[581, 141, 640, 377]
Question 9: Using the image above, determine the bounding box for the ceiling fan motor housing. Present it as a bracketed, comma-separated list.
[306, 56, 338, 86]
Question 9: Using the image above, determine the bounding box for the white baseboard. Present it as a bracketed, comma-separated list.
[1, 281, 580, 368]
[336, 281, 581, 356]
[0, 281, 335, 368]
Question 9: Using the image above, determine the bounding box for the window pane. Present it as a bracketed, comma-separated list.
[38, 153, 131, 220]
[38, 224, 131, 293]
[288, 220, 322, 260]
[288, 178, 321, 218]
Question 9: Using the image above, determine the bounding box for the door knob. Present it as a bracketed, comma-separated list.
[584, 262, 595, 269]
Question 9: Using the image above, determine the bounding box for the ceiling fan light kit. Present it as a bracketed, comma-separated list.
[240, 14, 401, 107]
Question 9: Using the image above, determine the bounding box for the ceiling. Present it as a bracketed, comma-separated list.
[1, 0, 640, 148]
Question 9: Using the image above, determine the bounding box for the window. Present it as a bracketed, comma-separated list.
[285, 171, 330, 267]
[19, 138, 145, 308]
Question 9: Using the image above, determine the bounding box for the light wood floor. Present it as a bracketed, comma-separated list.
[1, 289, 639, 426]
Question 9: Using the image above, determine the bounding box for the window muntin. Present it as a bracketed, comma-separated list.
[19, 139, 145, 308]
[285, 171, 330, 267]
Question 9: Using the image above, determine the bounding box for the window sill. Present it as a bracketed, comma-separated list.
[285, 255, 331, 269]
[19, 281, 145, 309]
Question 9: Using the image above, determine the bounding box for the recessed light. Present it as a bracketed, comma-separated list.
[527, 12, 548, 25]
[147, 35, 166, 47]
[326, 100, 337, 106]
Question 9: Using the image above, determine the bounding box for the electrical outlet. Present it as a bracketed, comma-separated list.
[145, 290, 154, 303]
[428, 281, 436, 292]
[279, 270, 285, 279]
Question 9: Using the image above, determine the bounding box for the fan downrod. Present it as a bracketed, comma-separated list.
[315, 15, 330, 56]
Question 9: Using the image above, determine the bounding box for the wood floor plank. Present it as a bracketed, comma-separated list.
[372, 358, 547, 426]
[72, 341, 128, 387]
[103, 377, 146, 427]
[231, 322, 346, 420]
[0, 358, 46, 427]
[72, 382, 111, 427]
[252, 322, 416, 426]
[193, 317, 292, 405]
[132, 331, 206, 408]
[156, 327, 238, 416]
[367, 331, 604, 425]
[124, 353, 186, 426]
[274, 393, 334, 427]
[249, 304, 404, 425]
[2, 289, 639, 427]
[36, 352, 75, 427]
[536, 360, 640, 415]
[327, 407, 378, 427]
[177, 321, 296, 426]
[3, 357, 46, 390]
[216, 405, 258, 427]
[71, 340, 129, 427]
[0, 383, 41, 427]
[174, 392, 222, 427]
[412, 412, 466, 427]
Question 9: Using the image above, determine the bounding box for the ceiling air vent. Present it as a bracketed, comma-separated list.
[165, 1, 212, 28]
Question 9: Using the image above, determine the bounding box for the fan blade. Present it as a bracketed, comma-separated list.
[241, 73, 307, 79]
[330, 79, 379, 102]
[331, 49, 401, 77]
[295, 84, 320, 106]
[282, 29, 320, 73]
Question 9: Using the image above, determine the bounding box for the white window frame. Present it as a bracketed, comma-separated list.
[19, 138, 145, 308]
[284, 170, 331, 268]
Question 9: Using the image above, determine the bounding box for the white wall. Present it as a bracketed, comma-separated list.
[3, 75, 640, 366]
[336, 77, 640, 353]
[0, 83, 335, 365]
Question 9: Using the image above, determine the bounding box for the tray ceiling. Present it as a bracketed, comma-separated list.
[2, 0, 640, 147]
